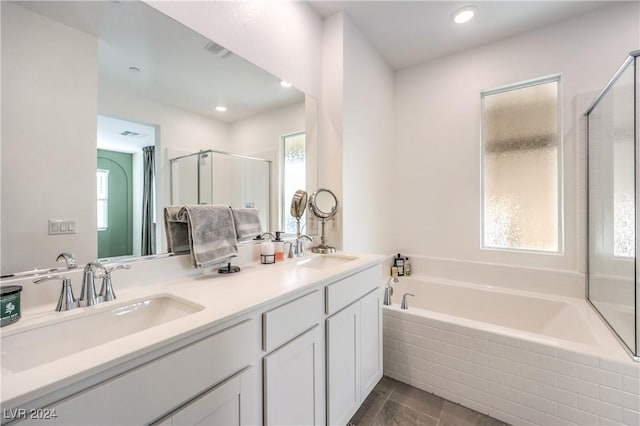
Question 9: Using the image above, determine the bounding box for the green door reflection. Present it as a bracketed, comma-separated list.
[97, 149, 133, 259]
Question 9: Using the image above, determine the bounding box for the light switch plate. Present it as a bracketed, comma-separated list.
[49, 219, 77, 235]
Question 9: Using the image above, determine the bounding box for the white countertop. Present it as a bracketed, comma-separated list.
[0, 252, 385, 409]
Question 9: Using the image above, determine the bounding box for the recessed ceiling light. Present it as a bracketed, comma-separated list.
[452, 6, 476, 24]
[280, 80, 292, 88]
[216, 106, 227, 112]
[129, 66, 141, 72]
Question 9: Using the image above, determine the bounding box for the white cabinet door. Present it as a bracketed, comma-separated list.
[359, 289, 382, 400]
[326, 301, 360, 426]
[263, 326, 323, 426]
[165, 367, 256, 426]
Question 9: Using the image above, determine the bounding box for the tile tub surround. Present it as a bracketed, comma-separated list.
[349, 376, 509, 426]
[384, 307, 640, 426]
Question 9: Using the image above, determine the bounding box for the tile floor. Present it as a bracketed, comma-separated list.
[348, 376, 510, 426]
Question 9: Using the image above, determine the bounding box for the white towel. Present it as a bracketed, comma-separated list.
[177, 205, 238, 268]
[231, 208, 262, 242]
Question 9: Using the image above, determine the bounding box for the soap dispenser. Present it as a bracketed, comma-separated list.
[274, 232, 285, 262]
[260, 235, 275, 264]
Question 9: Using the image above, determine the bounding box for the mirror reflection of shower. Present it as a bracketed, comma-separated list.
[170, 150, 270, 232]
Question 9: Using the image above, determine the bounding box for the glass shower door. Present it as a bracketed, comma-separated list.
[587, 51, 638, 358]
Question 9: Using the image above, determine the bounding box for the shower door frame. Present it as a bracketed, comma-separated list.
[585, 50, 640, 361]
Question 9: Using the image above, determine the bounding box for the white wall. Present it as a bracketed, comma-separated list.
[342, 15, 395, 255]
[1, 2, 98, 273]
[392, 3, 639, 287]
[145, 1, 323, 100]
[317, 13, 396, 255]
[319, 13, 345, 249]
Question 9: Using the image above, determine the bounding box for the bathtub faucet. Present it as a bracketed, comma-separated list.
[400, 293, 415, 310]
[384, 276, 398, 306]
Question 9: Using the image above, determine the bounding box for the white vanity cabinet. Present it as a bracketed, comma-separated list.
[325, 266, 383, 426]
[155, 367, 255, 426]
[6, 256, 384, 426]
[262, 290, 324, 426]
[18, 319, 258, 426]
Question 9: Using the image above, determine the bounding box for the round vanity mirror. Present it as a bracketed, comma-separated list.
[309, 188, 338, 219]
[309, 188, 338, 253]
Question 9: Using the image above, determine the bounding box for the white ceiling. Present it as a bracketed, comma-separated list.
[97, 115, 155, 154]
[17, 0, 306, 155]
[308, 1, 616, 70]
[17, 0, 618, 131]
[16, 1, 305, 123]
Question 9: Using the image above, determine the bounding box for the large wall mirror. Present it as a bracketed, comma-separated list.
[1, 0, 318, 274]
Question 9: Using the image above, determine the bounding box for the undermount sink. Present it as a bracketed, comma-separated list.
[1, 295, 203, 375]
[296, 254, 359, 269]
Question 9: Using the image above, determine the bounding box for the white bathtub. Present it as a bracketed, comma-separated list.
[383, 277, 640, 426]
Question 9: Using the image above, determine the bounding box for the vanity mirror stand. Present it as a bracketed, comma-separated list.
[308, 188, 338, 254]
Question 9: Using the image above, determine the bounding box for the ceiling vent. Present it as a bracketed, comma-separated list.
[204, 41, 231, 58]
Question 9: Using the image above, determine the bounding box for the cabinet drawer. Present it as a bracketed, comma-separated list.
[25, 320, 256, 425]
[263, 290, 322, 352]
[325, 265, 381, 315]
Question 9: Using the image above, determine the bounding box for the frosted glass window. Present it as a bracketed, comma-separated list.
[97, 169, 109, 230]
[482, 77, 561, 251]
[282, 132, 306, 234]
[614, 139, 635, 257]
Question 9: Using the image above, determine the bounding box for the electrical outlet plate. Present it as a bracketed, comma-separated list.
[49, 219, 77, 235]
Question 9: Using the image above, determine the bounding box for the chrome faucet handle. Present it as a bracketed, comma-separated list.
[286, 241, 295, 259]
[80, 262, 106, 307]
[56, 252, 77, 269]
[105, 264, 131, 274]
[294, 235, 313, 257]
[99, 264, 131, 302]
[34, 275, 79, 312]
[387, 276, 399, 287]
[400, 293, 415, 310]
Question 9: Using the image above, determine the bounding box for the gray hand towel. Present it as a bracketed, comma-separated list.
[164, 206, 190, 254]
[231, 208, 262, 242]
[177, 205, 238, 268]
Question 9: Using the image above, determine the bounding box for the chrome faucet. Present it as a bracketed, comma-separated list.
[80, 262, 107, 307]
[99, 264, 131, 302]
[56, 252, 77, 269]
[289, 234, 313, 258]
[384, 276, 398, 306]
[33, 275, 79, 311]
[401, 293, 415, 310]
